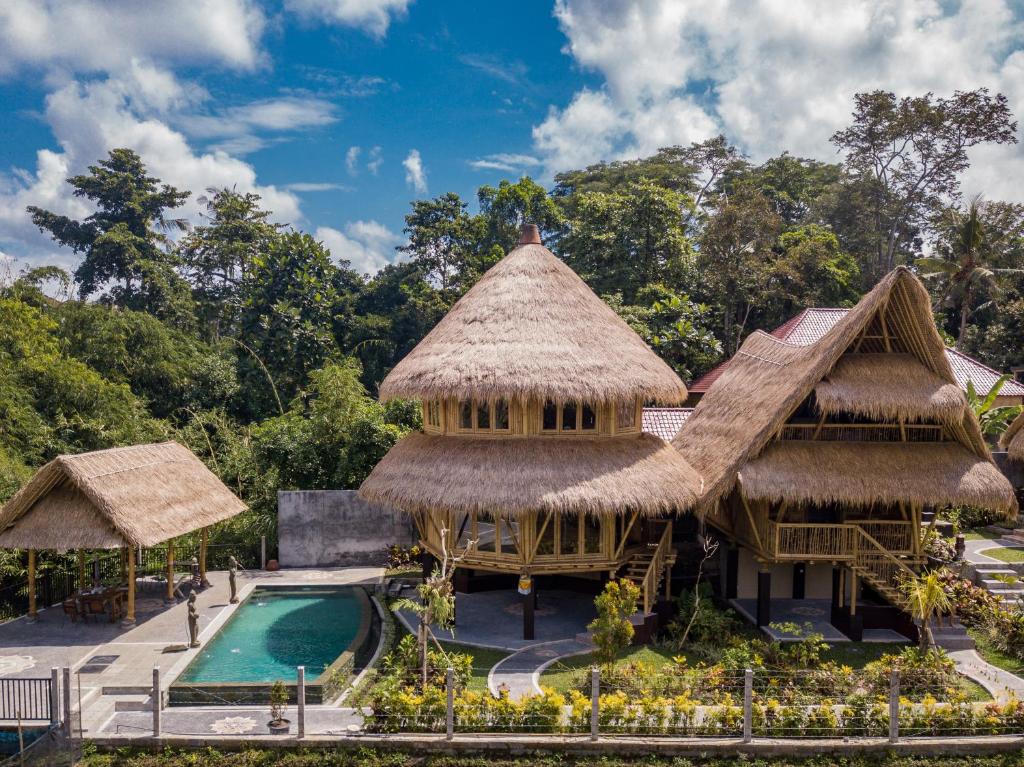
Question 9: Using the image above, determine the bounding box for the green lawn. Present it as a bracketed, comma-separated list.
[439, 641, 511, 693]
[540, 644, 679, 693]
[820, 642, 905, 668]
[962, 529, 1001, 541]
[970, 627, 1024, 675]
[979, 546, 1024, 563]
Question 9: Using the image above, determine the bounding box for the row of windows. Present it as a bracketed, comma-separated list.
[424, 399, 638, 433]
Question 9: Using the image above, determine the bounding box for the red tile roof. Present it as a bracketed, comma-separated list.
[687, 307, 1024, 401]
[642, 407, 693, 442]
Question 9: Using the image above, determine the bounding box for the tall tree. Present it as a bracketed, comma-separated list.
[398, 193, 482, 300]
[27, 148, 193, 324]
[831, 89, 1017, 278]
[179, 188, 282, 339]
[477, 177, 564, 253]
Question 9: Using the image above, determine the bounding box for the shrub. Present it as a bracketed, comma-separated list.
[668, 584, 741, 647]
[941, 505, 1005, 531]
[862, 647, 958, 700]
[588, 579, 640, 669]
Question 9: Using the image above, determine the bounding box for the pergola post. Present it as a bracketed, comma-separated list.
[164, 542, 175, 604]
[77, 550, 87, 590]
[27, 549, 37, 622]
[123, 546, 136, 626]
[199, 527, 210, 588]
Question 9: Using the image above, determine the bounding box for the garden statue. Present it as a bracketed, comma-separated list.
[228, 556, 239, 604]
[187, 592, 200, 648]
[190, 556, 201, 588]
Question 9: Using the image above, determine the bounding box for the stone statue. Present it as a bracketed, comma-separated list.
[187, 592, 200, 648]
[228, 556, 239, 604]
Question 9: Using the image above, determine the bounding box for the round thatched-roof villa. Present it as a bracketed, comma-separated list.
[359, 224, 702, 638]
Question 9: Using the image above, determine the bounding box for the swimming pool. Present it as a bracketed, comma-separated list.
[170, 586, 373, 705]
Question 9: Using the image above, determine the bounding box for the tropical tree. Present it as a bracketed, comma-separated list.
[902, 571, 952, 651]
[588, 579, 641, 671]
[27, 148, 193, 324]
[965, 375, 1023, 440]
[918, 196, 1024, 348]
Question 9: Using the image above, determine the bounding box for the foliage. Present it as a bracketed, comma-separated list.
[384, 544, 422, 571]
[588, 579, 641, 670]
[965, 376, 1023, 439]
[940, 504, 1006, 532]
[667, 584, 740, 647]
[901, 572, 953, 650]
[269, 680, 288, 723]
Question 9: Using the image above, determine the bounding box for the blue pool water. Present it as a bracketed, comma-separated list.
[178, 587, 364, 683]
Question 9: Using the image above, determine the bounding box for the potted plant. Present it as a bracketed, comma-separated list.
[267, 680, 290, 734]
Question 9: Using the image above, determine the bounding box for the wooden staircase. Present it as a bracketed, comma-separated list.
[850, 526, 916, 606]
[618, 520, 674, 614]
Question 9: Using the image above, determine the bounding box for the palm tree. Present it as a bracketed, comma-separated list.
[902, 572, 952, 651]
[917, 195, 1024, 349]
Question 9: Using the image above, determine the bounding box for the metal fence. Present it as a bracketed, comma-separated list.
[0, 676, 55, 722]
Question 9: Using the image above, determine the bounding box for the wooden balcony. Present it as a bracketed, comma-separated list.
[778, 423, 944, 443]
[759, 520, 916, 561]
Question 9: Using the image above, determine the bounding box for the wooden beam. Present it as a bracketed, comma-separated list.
[27, 549, 37, 621]
[740, 495, 765, 553]
[880, 300, 892, 352]
[614, 510, 641, 560]
[530, 511, 554, 563]
[124, 546, 136, 626]
[165, 542, 175, 603]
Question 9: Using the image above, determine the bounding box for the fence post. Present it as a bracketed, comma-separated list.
[743, 668, 753, 743]
[152, 668, 161, 738]
[445, 667, 454, 740]
[261, 536, 267, 570]
[889, 668, 899, 743]
[590, 667, 599, 741]
[49, 668, 59, 727]
[61, 668, 71, 738]
[296, 666, 305, 739]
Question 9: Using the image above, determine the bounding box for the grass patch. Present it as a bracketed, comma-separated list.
[979, 546, 1024, 563]
[820, 642, 905, 668]
[969, 627, 1024, 676]
[438, 641, 511, 693]
[540, 644, 679, 694]
[962, 529, 1001, 541]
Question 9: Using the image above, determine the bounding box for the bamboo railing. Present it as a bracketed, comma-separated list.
[639, 521, 673, 615]
[778, 423, 944, 442]
[764, 520, 915, 561]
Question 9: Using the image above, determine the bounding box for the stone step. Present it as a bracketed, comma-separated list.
[981, 578, 1023, 591]
[113, 695, 153, 713]
[930, 627, 975, 651]
[101, 685, 152, 696]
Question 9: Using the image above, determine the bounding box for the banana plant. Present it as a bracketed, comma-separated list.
[965, 374, 1023, 440]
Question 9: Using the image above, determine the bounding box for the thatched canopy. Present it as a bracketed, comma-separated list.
[740, 442, 1016, 514]
[674, 267, 1009, 513]
[359, 432, 702, 517]
[814, 353, 966, 423]
[0, 442, 247, 550]
[1002, 411, 1024, 463]
[378, 226, 688, 405]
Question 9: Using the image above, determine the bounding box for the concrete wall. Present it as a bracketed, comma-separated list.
[735, 549, 831, 600]
[278, 490, 415, 568]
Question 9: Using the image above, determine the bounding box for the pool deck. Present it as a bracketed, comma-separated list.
[0, 566, 383, 735]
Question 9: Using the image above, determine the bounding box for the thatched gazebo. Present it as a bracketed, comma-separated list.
[0, 441, 246, 625]
[675, 267, 1017, 640]
[1002, 411, 1024, 464]
[360, 224, 702, 638]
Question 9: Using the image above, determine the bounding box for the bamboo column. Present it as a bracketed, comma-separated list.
[165, 542, 175, 603]
[27, 549, 37, 622]
[199, 527, 210, 588]
[77, 550, 87, 590]
[123, 546, 136, 626]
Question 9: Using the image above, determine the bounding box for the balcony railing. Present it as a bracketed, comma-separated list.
[761, 520, 916, 561]
[778, 423, 944, 442]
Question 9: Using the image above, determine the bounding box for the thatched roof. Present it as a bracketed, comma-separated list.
[740, 442, 1016, 514]
[377, 225, 688, 405]
[1002, 411, 1024, 463]
[359, 432, 702, 517]
[814, 353, 966, 423]
[674, 267, 1010, 513]
[0, 442, 247, 550]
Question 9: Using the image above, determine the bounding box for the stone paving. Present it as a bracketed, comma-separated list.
[488, 638, 594, 699]
[101, 704, 366, 738]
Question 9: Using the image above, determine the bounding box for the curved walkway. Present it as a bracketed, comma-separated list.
[949, 649, 1024, 703]
[488, 638, 594, 699]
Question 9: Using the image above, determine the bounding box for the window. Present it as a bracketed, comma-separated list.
[426, 401, 441, 429]
[456, 399, 511, 432]
[541, 401, 599, 433]
[616, 401, 636, 430]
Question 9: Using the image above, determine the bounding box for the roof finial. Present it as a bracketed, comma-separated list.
[518, 223, 541, 245]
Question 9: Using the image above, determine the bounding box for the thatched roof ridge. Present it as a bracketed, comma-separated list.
[378, 237, 688, 405]
[359, 432, 702, 517]
[740, 442, 1017, 514]
[1002, 411, 1024, 462]
[814, 353, 966, 423]
[674, 267, 993, 511]
[0, 442, 247, 550]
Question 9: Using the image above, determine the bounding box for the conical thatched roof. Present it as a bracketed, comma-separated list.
[1002, 411, 1024, 463]
[377, 225, 688, 405]
[674, 267, 1014, 514]
[0, 442, 247, 550]
[360, 433, 701, 517]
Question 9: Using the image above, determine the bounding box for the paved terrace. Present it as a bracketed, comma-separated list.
[0, 566, 383, 735]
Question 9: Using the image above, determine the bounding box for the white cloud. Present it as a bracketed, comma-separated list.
[284, 182, 349, 192]
[536, 0, 1024, 197]
[469, 153, 542, 172]
[0, 71, 303, 266]
[284, 0, 412, 39]
[345, 145, 362, 175]
[402, 149, 427, 194]
[178, 95, 339, 155]
[0, 0, 265, 76]
[367, 145, 383, 175]
[316, 220, 404, 275]
[458, 53, 528, 86]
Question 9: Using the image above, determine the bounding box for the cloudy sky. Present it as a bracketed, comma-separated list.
[1, 0, 1023, 276]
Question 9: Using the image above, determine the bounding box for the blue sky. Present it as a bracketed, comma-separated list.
[2, 1, 1024, 277]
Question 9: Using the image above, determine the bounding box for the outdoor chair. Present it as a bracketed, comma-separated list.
[61, 597, 79, 623]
